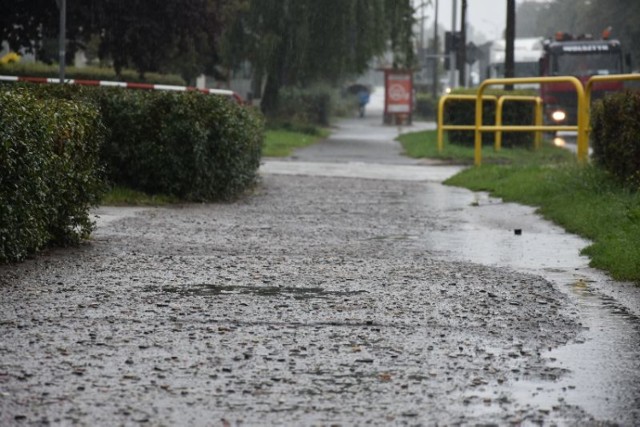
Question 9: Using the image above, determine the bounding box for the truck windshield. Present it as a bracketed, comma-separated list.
[553, 52, 621, 76]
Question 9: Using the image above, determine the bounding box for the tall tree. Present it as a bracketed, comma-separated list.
[222, 0, 415, 114]
[384, 0, 416, 68]
[515, 1, 546, 38]
[0, 0, 59, 62]
[96, 0, 224, 82]
[1, 0, 226, 84]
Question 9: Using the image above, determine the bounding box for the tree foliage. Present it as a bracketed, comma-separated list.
[222, 0, 416, 113]
[0, 0, 58, 62]
[1, 0, 226, 84]
[2, 0, 417, 108]
[516, 0, 640, 70]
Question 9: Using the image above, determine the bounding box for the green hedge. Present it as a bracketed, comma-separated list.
[0, 89, 105, 263]
[444, 89, 537, 148]
[0, 62, 186, 85]
[415, 93, 438, 120]
[2, 83, 264, 262]
[274, 84, 348, 128]
[98, 90, 265, 201]
[19, 83, 265, 201]
[591, 90, 640, 189]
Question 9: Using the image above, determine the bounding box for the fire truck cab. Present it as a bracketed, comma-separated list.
[539, 30, 625, 126]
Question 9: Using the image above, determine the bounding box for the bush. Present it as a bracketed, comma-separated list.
[415, 92, 438, 120]
[591, 90, 640, 189]
[0, 62, 186, 86]
[274, 84, 344, 127]
[0, 88, 105, 263]
[444, 89, 537, 148]
[16, 83, 265, 201]
[98, 90, 265, 201]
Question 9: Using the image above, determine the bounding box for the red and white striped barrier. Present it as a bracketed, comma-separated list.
[0, 75, 244, 104]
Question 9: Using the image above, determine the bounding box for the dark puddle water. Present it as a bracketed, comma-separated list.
[152, 284, 367, 300]
[417, 188, 640, 423]
[516, 279, 640, 423]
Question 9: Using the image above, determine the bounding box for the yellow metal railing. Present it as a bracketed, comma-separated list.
[437, 74, 640, 166]
[495, 95, 543, 151]
[437, 94, 497, 153]
[475, 76, 588, 166]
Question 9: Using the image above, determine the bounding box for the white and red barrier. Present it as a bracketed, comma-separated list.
[0, 75, 244, 104]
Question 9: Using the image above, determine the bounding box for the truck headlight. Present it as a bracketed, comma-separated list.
[551, 110, 567, 122]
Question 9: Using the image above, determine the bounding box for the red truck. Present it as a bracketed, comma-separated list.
[539, 29, 627, 126]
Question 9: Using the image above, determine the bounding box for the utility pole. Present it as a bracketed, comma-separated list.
[505, 0, 515, 90]
[449, 0, 457, 90]
[57, 0, 66, 83]
[418, 0, 430, 85]
[458, 0, 467, 87]
[431, 0, 439, 97]
[420, 1, 425, 56]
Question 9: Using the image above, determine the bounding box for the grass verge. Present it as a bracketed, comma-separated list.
[398, 130, 640, 283]
[263, 128, 330, 157]
[398, 129, 573, 165]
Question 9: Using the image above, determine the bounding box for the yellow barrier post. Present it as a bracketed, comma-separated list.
[534, 97, 543, 149]
[475, 76, 586, 166]
[436, 95, 448, 153]
[437, 94, 498, 153]
[495, 95, 543, 151]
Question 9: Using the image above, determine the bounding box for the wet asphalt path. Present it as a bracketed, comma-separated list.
[1, 112, 639, 426]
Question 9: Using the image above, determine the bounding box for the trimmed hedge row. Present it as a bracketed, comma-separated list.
[2, 84, 265, 262]
[273, 84, 359, 129]
[591, 90, 640, 190]
[98, 89, 265, 201]
[19, 84, 265, 201]
[415, 93, 438, 120]
[444, 89, 538, 148]
[0, 62, 186, 85]
[0, 89, 105, 263]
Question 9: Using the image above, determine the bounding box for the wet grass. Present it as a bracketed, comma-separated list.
[397, 129, 573, 165]
[447, 163, 640, 282]
[399, 130, 640, 284]
[263, 128, 330, 157]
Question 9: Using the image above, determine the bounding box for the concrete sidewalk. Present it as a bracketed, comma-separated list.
[1, 114, 639, 426]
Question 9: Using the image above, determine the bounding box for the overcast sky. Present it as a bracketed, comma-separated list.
[420, 0, 544, 43]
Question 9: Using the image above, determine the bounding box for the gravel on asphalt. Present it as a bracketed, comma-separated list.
[0, 174, 602, 426]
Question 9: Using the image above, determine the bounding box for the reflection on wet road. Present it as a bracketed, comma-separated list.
[522, 281, 640, 423]
[416, 185, 640, 423]
[262, 154, 640, 423]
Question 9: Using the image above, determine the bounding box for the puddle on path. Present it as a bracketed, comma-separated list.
[456, 278, 640, 423]
[152, 284, 368, 300]
[510, 279, 640, 423]
[417, 187, 640, 423]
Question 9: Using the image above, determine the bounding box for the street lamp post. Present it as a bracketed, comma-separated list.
[458, 0, 467, 87]
[432, 0, 439, 97]
[57, 0, 66, 83]
[505, 0, 515, 90]
[449, 0, 457, 90]
[415, 0, 431, 88]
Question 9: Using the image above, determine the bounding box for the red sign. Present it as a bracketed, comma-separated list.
[384, 71, 413, 114]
